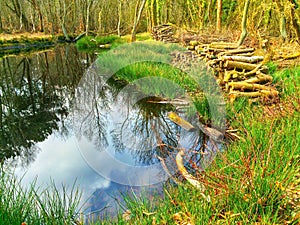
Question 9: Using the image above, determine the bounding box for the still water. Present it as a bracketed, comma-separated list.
[0, 44, 208, 219]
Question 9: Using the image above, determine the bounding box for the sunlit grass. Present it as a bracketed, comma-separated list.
[0, 168, 82, 225]
[97, 67, 300, 224]
[75, 33, 152, 50]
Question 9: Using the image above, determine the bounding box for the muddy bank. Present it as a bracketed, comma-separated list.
[0, 33, 79, 56]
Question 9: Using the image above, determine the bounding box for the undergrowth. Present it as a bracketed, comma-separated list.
[97, 67, 300, 224]
[0, 168, 82, 225]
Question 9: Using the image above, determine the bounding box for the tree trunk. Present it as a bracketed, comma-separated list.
[97, 9, 103, 35]
[28, 0, 44, 32]
[117, 0, 122, 36]
[275, 0, 287, 41]
[60, 1, 70, 41]
[85, 0, 95, 36]
[237, 0, 250, 46]
[150, 0, 157, 28]
[216, 0, 222, 32]
[205, 0, 213, 25]
[0, 14, 3, 33]
[289, 0, 300, 44]
[86, 2, 90, 36]
[5, 0, 33, 31]
[131, 0, 146, 42]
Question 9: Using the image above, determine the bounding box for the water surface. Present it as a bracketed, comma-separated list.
[1, 44, 206, 219]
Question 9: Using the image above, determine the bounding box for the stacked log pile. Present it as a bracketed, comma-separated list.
[187, 41, 279, 102]
[151, 24, 179, 43]
[152, 24, 279, 102]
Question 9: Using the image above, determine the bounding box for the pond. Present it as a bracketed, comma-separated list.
[0, 44, 218, 221]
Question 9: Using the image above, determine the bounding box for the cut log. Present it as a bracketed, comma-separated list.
[224, 70, 239, 82]
[189, 40, 199, 46]
[243, 73, 273, 83]
[229, 89, 279, 102]
[275, 52, 300, 61]
[167, 111, 196, 131]
[147, 98, 190, 106]
[209, 42, 239, 49]
[176, 150, 206, 192]
[199, 125, 224, 142]
[221, 55, 264, 63]
[99, 44, 111, 49]
[225, 60, 259, 71]
[228, 81, 277, 91]
[236, 52, 255, 57]
[187, 45, 195, 50]
[219, 48, 255, 56]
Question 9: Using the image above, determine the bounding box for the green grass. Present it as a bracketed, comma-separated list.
[75, 35, 123, 50]
[75, 33, 152, 51]
[1, 47, 299, 224]
[97, 67, 300, 224]
[96, 40, 216, 124]
[0, 168, 82, 225]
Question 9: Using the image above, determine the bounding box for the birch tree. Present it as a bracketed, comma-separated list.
[131, 0, 147, 42]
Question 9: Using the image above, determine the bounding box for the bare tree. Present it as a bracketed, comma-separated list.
[216, 0, 222, 32]
[289, 0, 300, 44]
[4, 0, 33, 31]
[237, 0, 250, 46]
[131, 0, 147, 42]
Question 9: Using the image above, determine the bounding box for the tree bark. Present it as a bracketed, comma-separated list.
[289, 0, 300, 44]
[217, 0, 222, 32]
[131, 0, 146, 42]
[117, 0, 122, 36]
[150, 0, 157, 28]
[237, 0, 250, 46]
[205, 0, 212, 24]
[216, 0, 222, 32]
[60, 1, 70, 41]
[225, 60, 265, 72]
[5, 0, 33, 31]
[221, 55, 264, 63]
[0, 14, 3, 33]
[228, 81, 277, 92]
[275, 0, 287, 41]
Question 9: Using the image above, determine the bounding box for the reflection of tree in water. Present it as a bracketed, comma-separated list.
[72, 69, 111, 148]
[1, 57, 58, 163]
[0, 45, 96, 164]
[75, 73, 201, 166]
[110, 77, 201, 165]
[112, 97, 181, 165]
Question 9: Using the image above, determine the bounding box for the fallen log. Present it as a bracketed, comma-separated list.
[229, 89, 279, 102]
[224, 70, 240, 82]
[176, 150, 206, 192]
[167, 111, 196, 132]
[147, 98, 190, 106]
[243, 73, 273, 83]
[219, 48, 255, 56]
[189, 40, 199, 46]
[228, 81, 276, 91]
[199, 124, 224, 142]
[225, 60, 260, 71]
[221, 55, 264, 63]
[209, 42, 239, 49]
[275, 52, 300, 61]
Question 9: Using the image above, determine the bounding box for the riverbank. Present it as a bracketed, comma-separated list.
[0, 33, 299, 224]
[0, 33, 66, 56]
[100, 66, 300, 225]
[0, 32, 152, 56]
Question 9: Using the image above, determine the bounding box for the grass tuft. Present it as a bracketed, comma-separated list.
[0, 168, 82, 225]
